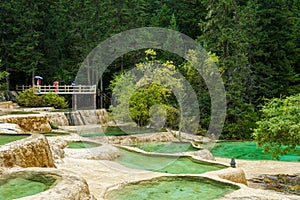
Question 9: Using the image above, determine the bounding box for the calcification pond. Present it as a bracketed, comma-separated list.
[0, 134, 29, 146]
[80, 126, 163, 137]
[43, 132, 71, 137]
[67, 141, 101, 149]
[115, 148, 226, 174]
[0, 172, 61, 200]
[209, 141, 300, 162]
[105, 176, 239, 200]
[134, 142, 198, 154]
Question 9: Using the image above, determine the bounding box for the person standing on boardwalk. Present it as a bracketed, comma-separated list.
[53, 80, 59, 93]
[36, 78, 42, 93]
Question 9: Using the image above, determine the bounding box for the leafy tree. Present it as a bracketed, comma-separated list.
[129, 83, 175, 127]
[110, 49, 180, 128]
[253, 94, 300, 159]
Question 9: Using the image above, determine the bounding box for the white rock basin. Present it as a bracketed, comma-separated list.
[0, 168, 92, 200]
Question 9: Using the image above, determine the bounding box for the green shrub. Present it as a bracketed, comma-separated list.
[253, 94, 300, 159]
[49, 122, 59, 129]
[42, 93, 68, 109]
[17, 88, 68, 109]
[17, 88, 45, 107]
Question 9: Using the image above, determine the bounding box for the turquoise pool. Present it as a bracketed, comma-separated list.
[80, 126, 164, 137]
[115, 148, 226, 174]
[106, 176, 238, 200]
[134, 142, 198, 153]
[209, 141, 300, 162]
[0, 134, 29, 146]
[133, 141, 300, 162]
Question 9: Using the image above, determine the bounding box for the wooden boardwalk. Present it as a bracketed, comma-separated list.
[16, 85, 97, 109]
[16, 85, 97, 94]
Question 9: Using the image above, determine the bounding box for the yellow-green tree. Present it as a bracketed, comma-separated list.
[110, 49, 180, 128]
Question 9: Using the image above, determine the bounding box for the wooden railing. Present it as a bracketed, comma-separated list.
[16, 85, 97, 94]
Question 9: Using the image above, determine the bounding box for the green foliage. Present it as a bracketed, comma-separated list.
[200, 0, 262, 139]
[222, 103, 258, 140]
[17, 88, 45, 107]
[0, 70, 9, 91]
[253, 94, 300, 159]
[17, 88, 68, 109]
[43, 93, 68, 109]
[9, 111, 39, 115]
[1, 0, 300, 142]
[129, 83, 179, 127]
[49, 122, 59, 129]
[110, 50, 180, 128]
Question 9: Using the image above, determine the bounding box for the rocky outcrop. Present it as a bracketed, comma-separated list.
[0, 91, 18, 103]
[78, 109, 108, 125]
[0, 134, 55, 168]
[47, 137, 68, 164]
[0, 109, 109, 132]
[0, 101, 18, 109]
[249, 173, 300, 196]
[95, 131, 176, 145]
[64, 143, 120, 161]
[0, 123, 25, 133]
[0, 114, 51, 133]
[46, 112, 69, 126]
[218, 168, 248, 185]
[46, 134, 120, 161]
[65, 109, 108, 126]
[186, 149, 215, 161]
[3, 168, 93, 200]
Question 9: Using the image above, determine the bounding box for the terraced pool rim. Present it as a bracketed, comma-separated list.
[115, 146, 227, 174]
[105, 175, 240, 200]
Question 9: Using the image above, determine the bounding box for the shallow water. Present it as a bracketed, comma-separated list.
[0, 173, 59, 200]
[67, 141, 101, 148]
[43, 132, 70, 137]
[210, 141, 300, 162]
[134, 142, 198, 153]
[0, 134, 29, 145]
[80, 126, 163, 137]
[115, 148, 226, 174]
[106, 176, 238, 200]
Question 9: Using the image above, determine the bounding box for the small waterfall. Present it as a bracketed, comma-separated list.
[64, 109, 108, 126]
[64, 111, 85, 126]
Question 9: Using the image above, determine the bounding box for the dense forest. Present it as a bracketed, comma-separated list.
[0, 0, 299, 141]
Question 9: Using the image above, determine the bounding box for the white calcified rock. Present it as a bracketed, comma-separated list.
[0, 134, 55, 168]
[217, 167, 248, 185]
[46, 112, 69, 126]
[64, 109, 109, 126]
[3, 168, 94, 200]
[95, 131, 176, 145]
[64, 143, 120, 161]
[0, 123, 25, 133]
[0, 114, 51, 133]
[187, 149, 215, 161]
[47, 137, 68, 164]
